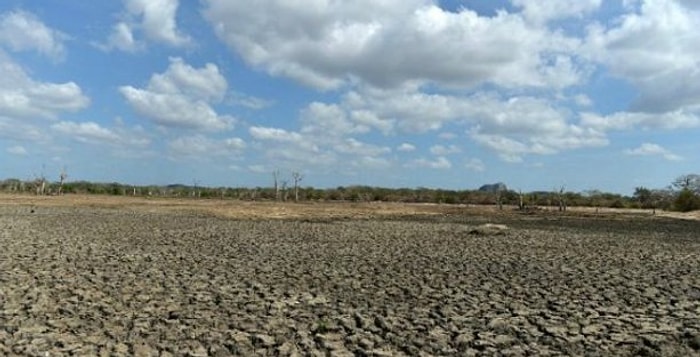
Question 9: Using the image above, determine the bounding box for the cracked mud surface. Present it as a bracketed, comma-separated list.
[1, 204, 699, 356]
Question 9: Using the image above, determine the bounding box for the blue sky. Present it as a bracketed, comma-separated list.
[1, 0, 698, 194]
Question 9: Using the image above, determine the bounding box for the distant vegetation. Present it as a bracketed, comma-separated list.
[2, 173, 699, 212]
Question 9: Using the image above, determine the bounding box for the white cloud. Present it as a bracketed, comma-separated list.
[430, 144, 461, 156]
[350, 110, 394, 135]
[465, 158, 485, 172]
[51, 121, 150, 147]
[0, 117, 48, 142]
[352, 156, 392, 169]
[248, 165, 272, 174]
[580, 110, 700, 131]
[624, 142, 682, 161]
[249, 126, 314, 149]
[300, 102, 366, 140]
[248, 126, 329, 167]
[397, 143, 416, 152]
[6, 145, 27, 156]
[406, 156, 452, 169]
[573, 94, 593, 107]
[100, 22, 142, 53]
[228, 91, 273, 110]
[0, 51, 89, 119]
[120, 58, 233, 131]
[0, 10, 66, 59]
[438, 132, 457, 140]
[512, 0, 602, 24]
[102, 0, 190, 51]
[334, 138, 390, 157]
[341, 88, 609, 160]
[585, 0, 700, 112]
[168, 135, 245, 158]
[203, 0, 583, 90]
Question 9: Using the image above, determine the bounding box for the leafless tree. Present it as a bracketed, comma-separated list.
[292, 171, 303, 202]
[192, 179, 200, 198]
[556, 185, 567, 212]
[495, 188, 503, 210]
[281, 180, 289, 202]
[273, 169, 280, 201]
[58, 167, 67, 195]
[672, 174, 700, 194]
[518, 189, 525, 210]
[33, 166, 47, 196]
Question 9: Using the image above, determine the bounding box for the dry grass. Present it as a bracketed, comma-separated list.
[1, 193, 698, 221]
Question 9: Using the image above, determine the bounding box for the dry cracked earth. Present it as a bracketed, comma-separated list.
[1, 203, 699, 356]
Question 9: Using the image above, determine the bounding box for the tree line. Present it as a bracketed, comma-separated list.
[1, 173, 698, 212]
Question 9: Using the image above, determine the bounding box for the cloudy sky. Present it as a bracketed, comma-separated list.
[1, 0, 698, 194]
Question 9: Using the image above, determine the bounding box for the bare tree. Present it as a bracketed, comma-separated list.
[518, 189, 525, 211]
[34, 176, 46, 196]
[556, 186, 567, 212]
[58, 167, 67, 195]
[33, 165, 46, 196]
[281, 180, 289, 202]
[273, 169, 280, 201]
[192, 179, 200, 198]
[672, 174, 700, 194]
[292, 171, 303, 202]
[495, 188, 503, 210]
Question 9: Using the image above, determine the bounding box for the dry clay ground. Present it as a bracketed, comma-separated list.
[1, 195, 700, 356]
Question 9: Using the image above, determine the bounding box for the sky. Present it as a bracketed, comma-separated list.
[0, 0, 698, 194]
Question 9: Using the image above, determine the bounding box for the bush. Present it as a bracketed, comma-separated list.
[673, 189, 700, 212]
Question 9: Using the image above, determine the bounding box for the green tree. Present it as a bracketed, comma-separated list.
[674, 188, 700, 212]
[633, 187, 653, 208]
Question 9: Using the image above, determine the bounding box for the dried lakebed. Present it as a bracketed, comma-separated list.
[1, 206, 699, 356]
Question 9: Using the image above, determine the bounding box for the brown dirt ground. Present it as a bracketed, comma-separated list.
[1, 194, 699, 356]
[2, 193, 698, 221]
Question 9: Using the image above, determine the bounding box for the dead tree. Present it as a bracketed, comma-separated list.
[192, 179, 200, 198]
[58, 167, 67, 195]
[33, 175, 46, 196]
[281, 180, 289, 202]
[292, 171, 303, 202]
[495, 189, 503, 210]
[273, 169, 280, 201]
[557, 186, 567, 212]
[518, 189, 525, 210]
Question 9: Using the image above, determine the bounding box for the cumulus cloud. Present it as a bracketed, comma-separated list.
[465, 158, 485, 172]
[300, 102, 366, 140]
[624, 142, 682, 161]
[512, 0, 602, 24]
[248, 125, 331, 166]
[397, 143, 416, 152]
[0, 51, 89, 120]
[406, 156, 452, 170]
[334, 138, 390, 157]
[228, 91, 273, 110]
[6, 145, 27, 156]
[585, 0, 700, 113]
[120, 58, 233, 131]
[429, 144, 461, 156]
[51, 121, 150, 147]
[203, 0, 583, 90]
[168, 135, 245, 158]
[580, 110, 700, 131]
[102, 0, 190, 51]
[101, 22, 142, 53]
[339, 88, 609, 161]
[0, 117, 48, 143]
[0, 10, 66, 59]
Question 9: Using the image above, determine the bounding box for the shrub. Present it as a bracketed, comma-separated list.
[673, 189, 700, 212]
